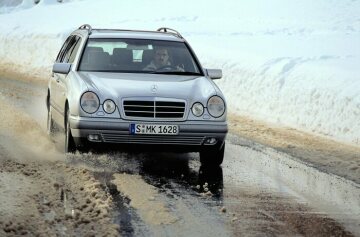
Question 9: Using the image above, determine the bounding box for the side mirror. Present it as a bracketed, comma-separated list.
[206, 69, 222, 80]
[52, 63, 72, 74]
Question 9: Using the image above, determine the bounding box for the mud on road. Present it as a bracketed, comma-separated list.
[0, 154, 118, 236]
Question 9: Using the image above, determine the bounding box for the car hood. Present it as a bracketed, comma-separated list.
[77, 72, 217, 103]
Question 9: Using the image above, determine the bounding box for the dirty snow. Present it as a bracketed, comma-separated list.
[0, 154, 119, 236]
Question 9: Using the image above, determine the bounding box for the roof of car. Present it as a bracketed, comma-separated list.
[88, 30, 184, 42]
[74, 25, 185, 42]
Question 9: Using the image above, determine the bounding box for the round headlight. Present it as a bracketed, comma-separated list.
[103, 99, 116, 114]
[80, 91, 99, 114]
[191, 102, 204, 117]
[207, 96, 225, 118]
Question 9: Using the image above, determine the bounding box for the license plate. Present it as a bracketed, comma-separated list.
[130, 124, 179, 135]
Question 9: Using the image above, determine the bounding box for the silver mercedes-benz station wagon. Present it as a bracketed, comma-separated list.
[47, 24, 228, 166]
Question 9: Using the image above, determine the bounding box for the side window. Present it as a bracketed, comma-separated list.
[55, 36, 73, 63]
[66, 36, 81, 63]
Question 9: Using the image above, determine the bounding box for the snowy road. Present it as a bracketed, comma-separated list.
[0, 76, 357, 236]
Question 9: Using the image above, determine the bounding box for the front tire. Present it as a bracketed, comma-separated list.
[47, 106, 56, 137]
[200, 142, 225, 167]
[65, 108, 76, 153]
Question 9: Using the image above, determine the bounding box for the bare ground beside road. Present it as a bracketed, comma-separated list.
[0, 62, 48, 85]
[228, 114, 360, 184]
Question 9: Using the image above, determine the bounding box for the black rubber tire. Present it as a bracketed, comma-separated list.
[200, 142, 225, 167]
[198, 165, 223, 195]
[65, 108, 76, 153]
[47, 107, 56, 137]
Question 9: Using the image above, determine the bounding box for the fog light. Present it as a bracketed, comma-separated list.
[88, 134, 101, 142]
[204, 137, 217, 145]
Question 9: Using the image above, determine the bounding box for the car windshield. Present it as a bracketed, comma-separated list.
[78, 38, 203, 75]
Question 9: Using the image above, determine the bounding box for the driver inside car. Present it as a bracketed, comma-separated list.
[143, 48, 184, 71]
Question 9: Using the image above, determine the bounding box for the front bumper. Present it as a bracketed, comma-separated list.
[69, 116, 227, 150]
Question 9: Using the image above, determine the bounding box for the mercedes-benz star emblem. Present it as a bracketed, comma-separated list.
[151, 84, 158, 94]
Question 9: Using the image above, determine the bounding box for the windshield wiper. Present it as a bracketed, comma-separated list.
[147, 71, 202, 76]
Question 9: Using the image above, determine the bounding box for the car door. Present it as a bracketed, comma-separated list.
[53, 35, 82, 118]
[51, 35, 73, 116]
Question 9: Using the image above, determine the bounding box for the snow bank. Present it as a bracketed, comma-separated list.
[0, 0, 359, 146]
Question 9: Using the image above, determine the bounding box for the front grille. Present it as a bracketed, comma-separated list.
[123, 100, 185, 118]
[101, 134, 205, 145]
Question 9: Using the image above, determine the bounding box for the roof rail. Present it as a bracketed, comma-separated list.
[157, 27, 183, 38]
[78, 24, 92, 35]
